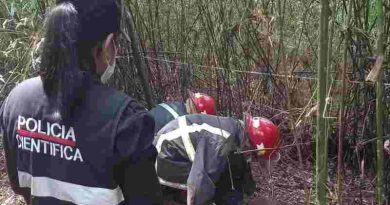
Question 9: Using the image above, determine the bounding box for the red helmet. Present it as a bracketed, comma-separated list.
[245, 114, 280, 158]
[188, 90, 216, 115]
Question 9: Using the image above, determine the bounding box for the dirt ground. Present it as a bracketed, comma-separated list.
[0, 148, 376, 205]
[250, 158, 376, 205]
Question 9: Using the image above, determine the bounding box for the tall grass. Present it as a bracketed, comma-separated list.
[0, 0, 49, 99]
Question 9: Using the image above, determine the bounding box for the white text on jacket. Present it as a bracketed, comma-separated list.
[15, 116, 84, 162]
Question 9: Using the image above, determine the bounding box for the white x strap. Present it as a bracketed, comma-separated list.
[160, 103, 180, 119]
[178, 116, 196, 162]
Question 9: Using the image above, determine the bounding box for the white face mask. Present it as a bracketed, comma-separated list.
[100, 58, 116, 84]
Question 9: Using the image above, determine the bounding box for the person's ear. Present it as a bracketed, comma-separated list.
[102, 33, 117, 65]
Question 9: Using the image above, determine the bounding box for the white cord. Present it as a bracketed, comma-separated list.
[226, 156, 235, 191]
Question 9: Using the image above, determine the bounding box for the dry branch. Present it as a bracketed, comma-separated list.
[365, 55, 384, 84]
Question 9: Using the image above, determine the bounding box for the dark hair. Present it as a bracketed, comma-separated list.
[40, 0, 120, 118]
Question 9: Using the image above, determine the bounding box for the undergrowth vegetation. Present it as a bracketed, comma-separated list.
[0, 0, 389, 204]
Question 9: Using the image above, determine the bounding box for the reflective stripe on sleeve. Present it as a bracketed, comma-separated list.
[160, 103, 180, 119]
[18, 171, 124, 205]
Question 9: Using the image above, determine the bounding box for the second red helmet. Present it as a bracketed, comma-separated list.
[245, 114, 280, 158]
[188, 90, 216, 115]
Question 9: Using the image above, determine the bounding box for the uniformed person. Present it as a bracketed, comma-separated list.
[0, 1, 162, 204]
[154, 113, 281, 205]
[149, 90, 216, 134]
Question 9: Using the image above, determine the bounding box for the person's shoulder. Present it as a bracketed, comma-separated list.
[103, 88, 147, 119]
[106, 89, 148, 121]
[122, 98, 148, 116]
[11, 76, 42, 92]
[92, 81, 129, 100]
[83, 77, 147, 120]
[187, 114, 237, 123]
[155, 101, 185, 109]
[170, 101, 185, 107]
[149, 101, 185, 114]
[188, 114, 240, 133]
[6, 77, 43, 100]
[0, 77, 43, 118]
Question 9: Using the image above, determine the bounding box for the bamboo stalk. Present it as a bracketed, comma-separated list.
[365, 0, 370, 31]
[337, 1, 352, 204]
[180, 0, 186, 61]
[166, 2, 171, 51]
[374, 0, 385, 202]
[123, 7, 154, 108]
[325, 0, 337, 202]
[275, 0, 286, 72]
[316, 0, 330, 204]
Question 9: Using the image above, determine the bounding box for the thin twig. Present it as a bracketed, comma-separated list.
[235, 141, 314, 154]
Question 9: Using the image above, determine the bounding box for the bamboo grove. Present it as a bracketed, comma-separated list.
[0, 0, 390, 204]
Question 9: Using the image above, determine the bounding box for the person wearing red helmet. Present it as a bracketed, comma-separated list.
[244, 114, 281, 180]
[154, 113, 280, 205]
[245, 114, 281, 159]
[187, 90, 217, 115]
[149, 90, 216, 134]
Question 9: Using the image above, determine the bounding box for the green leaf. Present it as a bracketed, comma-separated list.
[10, 1, 15, 17]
